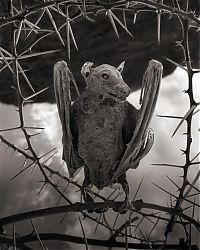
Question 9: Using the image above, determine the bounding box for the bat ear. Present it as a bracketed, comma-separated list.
[117, 61, 125, 73]
[81, 62, 94, 78]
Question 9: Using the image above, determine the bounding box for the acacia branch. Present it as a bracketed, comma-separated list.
[0, 0, 200, 248]
[0, 200, 199, 230]
[164, 16, 198, 238]
[9, 0, 74, 214]
[0, 232, 198, 250]
[0, 0, 199, 28]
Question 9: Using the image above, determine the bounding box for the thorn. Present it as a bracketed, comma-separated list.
[58, 162, 64, 173]
[24, 86, 50, 101]
[24, 126, 45, 130]
[41, 151, 58, 165]
[68, 22, 78, 51]
[193, 69, 200, 74]
[176, 40, 183, 47]
[111, 10, 134, 38]
[171, 105, 196, 137]
[13, 224, 16, 250]
[65, 6, 70, 61]
[133, 177, 144, 201]
[166, 58, 187, 72]
[30, 219, 47, 249]
[180, 149, 186, 155]
[94, 213, 103, 235]
[10, 161, 35, 181]
[29, 132, 41, 137]
[107, 10, 119, 39]
[157, 114, 183, 119]
[165, 175, 179, 189]
[133, 12, 137, 24]
[191, 152, 200, 162]
[31, 163, 37, 174]
[5, 145, 9, 152]
[157, 10, 161, 44]
[24, 100, 34, 104]
[122, 8, 127, 27]
[46, 7, 65, 47]
[79, 216, 88, 248]
[38, 182, 47, 194]
[39, 147, 57, 160]
[82, 0, 86, 16]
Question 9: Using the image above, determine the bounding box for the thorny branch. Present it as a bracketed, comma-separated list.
[0, 0, 199, 28]
[0, 201, 199, 232]
[0, 0, 200, 249]
[164, 16, 199, 239]
[0, 233, 199, 250]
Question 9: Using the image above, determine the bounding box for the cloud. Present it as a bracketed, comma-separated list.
[125, 68, 200, 239]
[0, 103, 76, 242]
[0, 68, 199, 247]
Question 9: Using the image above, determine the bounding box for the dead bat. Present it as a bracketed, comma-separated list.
[54, 59, 163, 212]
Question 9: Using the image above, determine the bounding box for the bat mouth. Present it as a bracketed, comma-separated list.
[108, 92, 126, 102]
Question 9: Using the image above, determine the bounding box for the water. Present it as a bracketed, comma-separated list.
[0, 69, 199, 248]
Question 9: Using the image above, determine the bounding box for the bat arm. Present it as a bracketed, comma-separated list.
[127, 128, 154, 169]
[54, 61, 78, 177]
[112, 60, 163, 181]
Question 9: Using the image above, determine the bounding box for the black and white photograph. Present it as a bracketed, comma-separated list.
[0, 0, 199, 249]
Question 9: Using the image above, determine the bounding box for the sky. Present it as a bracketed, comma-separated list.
[0, 68, 199, 249]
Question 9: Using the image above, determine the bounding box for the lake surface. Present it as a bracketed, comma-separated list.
[0, 68, 199, 248]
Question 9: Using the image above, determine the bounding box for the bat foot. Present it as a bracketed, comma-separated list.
[112, 174, 130, 213]
[81, 185, 109, 213]
[81, 176, 95, 213]
[81, 188, 95, 213]
[113, 199, 130, 214]
[84, 192, 109, 213]
[95, 206, 109, 213]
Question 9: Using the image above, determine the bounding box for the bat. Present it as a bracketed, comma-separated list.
[54, 59, 163, 213]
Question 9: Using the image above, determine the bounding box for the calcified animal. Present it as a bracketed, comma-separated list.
[54, 60, 163, 212]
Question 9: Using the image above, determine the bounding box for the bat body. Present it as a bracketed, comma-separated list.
[54, 60, 163, 211]
[71, 90, 137, 190]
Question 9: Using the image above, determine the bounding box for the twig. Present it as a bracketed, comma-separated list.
[0, 200, 199, 229]
[0, 1, 200, 28]
[164, 16, 198, 238]
[1, 232, 198, 249]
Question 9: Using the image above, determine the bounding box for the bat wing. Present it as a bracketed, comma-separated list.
[54, 61, 82, 177]
[112, 59, 163, 181]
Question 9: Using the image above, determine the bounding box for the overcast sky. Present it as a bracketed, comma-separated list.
[0, 68, 199, 248]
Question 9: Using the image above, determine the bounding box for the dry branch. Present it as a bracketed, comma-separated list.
[0, 200, 199, 230]
[0, 0, 199, 249]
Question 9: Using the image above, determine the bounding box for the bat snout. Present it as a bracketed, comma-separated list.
[107, 83, 131, 102]
[116, 84, 131, 101]
[122, 86, 131, 97]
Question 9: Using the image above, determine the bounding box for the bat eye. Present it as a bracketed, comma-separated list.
[102, 73, 109, 79]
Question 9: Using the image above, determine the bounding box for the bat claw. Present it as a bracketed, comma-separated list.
[113, 199, 130, 214]
[81, 183, 95, 213]
[84, 193, 95, 213]
[81, 187, 109, 213]
[95, 206, 109, 213]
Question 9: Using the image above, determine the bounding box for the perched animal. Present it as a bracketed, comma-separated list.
[54, 60, 163, 212]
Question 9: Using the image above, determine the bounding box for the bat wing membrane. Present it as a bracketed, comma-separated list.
[54, 61, 83, 177]
[113, 60, 163, 181]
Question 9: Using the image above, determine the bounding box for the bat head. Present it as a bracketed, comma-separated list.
[81, 62, 131, 102]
